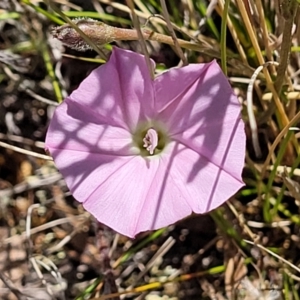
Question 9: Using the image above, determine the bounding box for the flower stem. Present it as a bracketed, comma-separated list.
[52, 19, 224, 59]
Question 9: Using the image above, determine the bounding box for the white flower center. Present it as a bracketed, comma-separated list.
[143, 128, 158, 155]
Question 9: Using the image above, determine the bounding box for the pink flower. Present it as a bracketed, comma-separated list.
[45, 47, 245, 238]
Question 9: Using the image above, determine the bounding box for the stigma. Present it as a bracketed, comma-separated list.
[143, 128, 158, 155]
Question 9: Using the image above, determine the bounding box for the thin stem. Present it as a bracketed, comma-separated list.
[236, 0, 285, 121]
[254, 0, 276, 75]
[220, 0, 230, 74]
[126, 0, 154, 80]
[53, 20, 223, 59]
[274, 0, 298, 93]
[0, 141, 52, 160]
[160, 0, 188, 65]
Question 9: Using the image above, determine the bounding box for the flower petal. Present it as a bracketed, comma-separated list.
[154, 62, 211, 114]
[68, 47, 155, 131]
[155, 61, 239, 134]
[47, 147, 135, 204]
[45, 98, 137, 156]
[156, 60, 245, 179]
[82, 153, 192, 238]
[174, 116, 245, 180]
[82, 140, 244, 238]
[162, 142, 245, 213]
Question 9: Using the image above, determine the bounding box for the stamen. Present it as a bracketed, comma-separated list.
[143, 128, 158, 155]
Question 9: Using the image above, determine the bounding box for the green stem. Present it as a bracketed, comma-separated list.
[41, 43, 63, 103]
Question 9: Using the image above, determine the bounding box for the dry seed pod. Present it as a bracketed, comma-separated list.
[51, 18, 115, 51]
